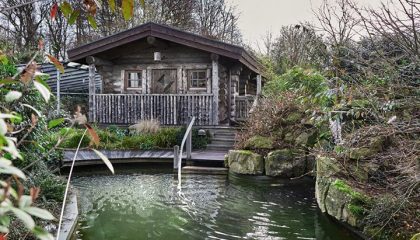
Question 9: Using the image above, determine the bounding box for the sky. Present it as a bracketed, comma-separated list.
[227, 0, 384, 48]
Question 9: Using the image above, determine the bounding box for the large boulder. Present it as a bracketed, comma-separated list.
[227, 150, 264, 175]
[295, 129, 318, 147]
[316, 156, 369, 228]
[265, 149, 307, 177]
[316, 177, 367, 227]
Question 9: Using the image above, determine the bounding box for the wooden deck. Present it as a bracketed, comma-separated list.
[62, 149, 227, 167]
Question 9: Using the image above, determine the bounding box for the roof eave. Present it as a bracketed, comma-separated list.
[68, 22, 262, 74]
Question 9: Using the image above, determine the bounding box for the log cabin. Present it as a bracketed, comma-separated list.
[68, 22, 263, 126]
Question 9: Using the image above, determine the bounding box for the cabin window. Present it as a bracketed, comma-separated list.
[125, 71, 142, 89]
[188, 70, 207, 90]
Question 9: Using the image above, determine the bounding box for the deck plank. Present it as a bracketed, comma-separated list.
[62, 149, 227, 167]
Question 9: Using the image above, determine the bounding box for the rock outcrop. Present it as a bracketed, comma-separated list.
[227, 150, 264, 175]
[265, 149, 307, 177]
[315, 156, 369, 228]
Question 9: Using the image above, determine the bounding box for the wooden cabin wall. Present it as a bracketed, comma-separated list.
[96, 44, 213, 94]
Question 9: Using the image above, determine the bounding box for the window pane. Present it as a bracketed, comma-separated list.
[129, 80, 139, 88]
[189, 70, 207, 89]
[127, 71, 142, 88]
[198, 80, 206, 87]
[198, 71, 206, 79]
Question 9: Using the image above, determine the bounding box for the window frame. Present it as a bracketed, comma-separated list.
[124, 70, 143, 90]
[188, 69, 207, 91]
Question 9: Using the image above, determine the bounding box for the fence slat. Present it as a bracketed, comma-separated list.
[91, 94, 217, 125]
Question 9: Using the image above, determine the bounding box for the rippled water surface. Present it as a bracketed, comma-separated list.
[73, 167, 360, 240]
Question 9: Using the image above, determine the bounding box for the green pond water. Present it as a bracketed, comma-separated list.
[72, 166, 360, 240]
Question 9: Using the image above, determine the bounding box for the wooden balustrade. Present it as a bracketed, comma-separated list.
[92, 94, 214, 125]
[235, 95, 255, 121]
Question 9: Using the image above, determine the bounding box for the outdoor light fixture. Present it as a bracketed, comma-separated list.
[198, 129, 206, 136]
[154, 52, 161, 61]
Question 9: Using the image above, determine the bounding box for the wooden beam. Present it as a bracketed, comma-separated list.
[210, 53, 219, 61]
[212, 57, 219, 125]
[86, 56, 113, 66]
[230, 69, 240, 122]
[147, 36, 168, 48]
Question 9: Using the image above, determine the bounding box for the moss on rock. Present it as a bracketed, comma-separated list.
[265, 149, 307, 177]
[227, 150, 264, 175]
[283, 112, 303, 125]
[244, 135, 274, 149]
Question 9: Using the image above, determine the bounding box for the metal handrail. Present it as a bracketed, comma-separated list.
[177, 116, 196, 189]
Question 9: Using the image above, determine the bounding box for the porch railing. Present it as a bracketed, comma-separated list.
[92, 94, 214, 125]
[235, 95, 255, 121]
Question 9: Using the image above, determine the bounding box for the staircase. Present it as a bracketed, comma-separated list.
[206, 128, 237, 151]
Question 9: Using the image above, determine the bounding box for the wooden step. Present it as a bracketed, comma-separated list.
[182, 166, 228, 175]
[211, 137, 235, 143]
[206, 144, 233, 151]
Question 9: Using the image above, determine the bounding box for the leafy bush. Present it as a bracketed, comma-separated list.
[154, 127, 181, 148]
[57, 126, 209, 150]
[30, 169, 66, 202]
[121, 134, 156, 150]
[263, 67, 331, 107]
[236, 93, 325, 154]
[107, 125, 128, 138]
[59, 128, 91, 148]
[176, 127, 211, 149]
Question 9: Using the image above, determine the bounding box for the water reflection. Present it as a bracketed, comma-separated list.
[72, 168, 360, 240]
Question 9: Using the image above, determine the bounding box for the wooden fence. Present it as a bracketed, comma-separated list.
[92, 94, 214, 125]
[235, 95, 255, 121]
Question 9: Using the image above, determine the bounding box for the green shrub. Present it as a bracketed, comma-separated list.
[107, 125, 128, 138]
[58, 126, 209, 150]
[154, 127, 181, 148]
[59, 128, 91, 148]
[176, 127, 211, 149]
[30, 170, 66, 202]
[121, 134, 156, 150]
[263, 67, 331, 107]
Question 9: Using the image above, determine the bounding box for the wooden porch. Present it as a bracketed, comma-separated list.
[90, 93, 255, 125]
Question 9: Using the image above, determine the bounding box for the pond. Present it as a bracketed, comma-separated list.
[72, 166, 360, 240]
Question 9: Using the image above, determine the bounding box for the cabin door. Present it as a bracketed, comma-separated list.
[151, 69, 177, 94]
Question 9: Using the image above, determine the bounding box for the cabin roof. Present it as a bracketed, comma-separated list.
[68, 22, 262, 74]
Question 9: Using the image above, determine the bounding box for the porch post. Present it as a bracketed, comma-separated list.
[88, 64, 96, 122]
[230, 65, 241, 122]
[256, 74, 262, 95]
[211, 54, 219, 125]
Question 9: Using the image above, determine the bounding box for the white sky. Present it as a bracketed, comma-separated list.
[227, 0, 384, 48]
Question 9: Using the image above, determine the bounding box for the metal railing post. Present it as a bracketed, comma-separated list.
[186, 131, 192, 160]
[173, 145, 179, 169]
[177, 116, 196, 189]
